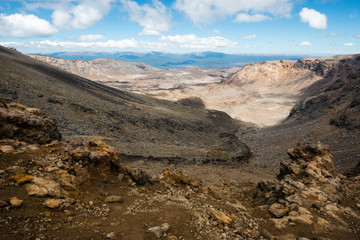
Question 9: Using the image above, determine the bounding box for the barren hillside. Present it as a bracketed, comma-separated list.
[1, 93, 360, 240]
[147, 55, 360, 126]
[1, 46, 250, 162]
[30, 55, 156, 77]
[29, 54, 237, 92]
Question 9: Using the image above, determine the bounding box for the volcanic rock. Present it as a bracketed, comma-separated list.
[104, 195, 123, 203]
[269, 203, 289, 218]
[0, 101, 61, 144]
[9, 197, 23, 207]
[44, 199, 61, 208]
[127, 168, 150, 185]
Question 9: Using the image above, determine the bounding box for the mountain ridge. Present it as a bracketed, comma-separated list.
[41, 51, 307, 69]
[0, 45, 251, 162]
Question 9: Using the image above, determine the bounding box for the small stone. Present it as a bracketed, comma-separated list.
[10, 197, 23, 207]
[117, 173, 125, 182]
[26, 177, 61, 197]
[89, 201, 94, 206]
[0, 145, 14, 154]
[44, 199, 61, 208]
[127, 168, 149, 185]
[10, 174, 34, 184]
[225, 201, 247, 211]
[210, 208, 232, 224]
[149, 226, 162, 238]
[312, 203, 320, 210]
[167, 236, 178, 240]
[106, 232, 116, 239]
[104, 195, 123, 203]
[285, 194, 302, 205]
[261, 229, 271, 239]
[26, 144, 39, 151]
[161, 223, 170, 232]
[337, 174, 347, 180]
[269, 203, 289, 218]
[6, 165, 24, 174]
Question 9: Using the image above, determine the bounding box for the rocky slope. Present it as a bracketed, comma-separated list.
[238, 57, 360, 174]
[147, 54, 360, 126]
[29, 55, 156, 79]
[0, 103, 359, 239]
[0, 46, 250, 162]
[287, 65, 360, 128]
[29, 54, 238, 92]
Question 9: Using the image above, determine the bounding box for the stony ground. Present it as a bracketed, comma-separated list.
[1, 102, 360, 240]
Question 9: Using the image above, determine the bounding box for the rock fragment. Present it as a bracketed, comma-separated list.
[10, 174, 34, 185]
[149, 226, 162, 238]
[9, 197, 23, 207]
[26, 177, 61, 197]
[44, 199, 61, 209]
[104, 195, 123, 203]
[127, 168, 149, 185]
[210, 208, 232, 224]
[269, 203, 289, 218]
[106, 232, 116, 239]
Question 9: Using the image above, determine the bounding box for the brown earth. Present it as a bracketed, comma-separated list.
[1, 46, 360, 239]
[0, 102, 360, 240]
[1, 45, 251, 163]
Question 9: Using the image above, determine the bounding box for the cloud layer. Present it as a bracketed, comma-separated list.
[160, 34, 237, 48]
[174, 0, 292, 24]
[1, 34, 237, 51]
[121, 0, 171, 36]
[234, 13, 272, 23]
[299, 41, 312, 46]
[0, 13, 58, 38]
[51, 0, 114, 29]
[300, 8, 327, 30]
[66, 34, 107, 42]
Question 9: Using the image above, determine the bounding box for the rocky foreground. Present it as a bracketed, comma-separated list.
[1, 102, 360, 239]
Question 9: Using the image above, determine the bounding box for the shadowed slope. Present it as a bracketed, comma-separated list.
[0, 46, 250, 162]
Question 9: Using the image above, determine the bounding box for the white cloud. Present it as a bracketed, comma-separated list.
[174, 0, 292, 24]
[121, 0, 171, 36]
[354, 33, 360, 39]
[344, 42, 355, 46]
[160, 34, 237, 49]
[0, 39, 170, 51]
[299, 41, 312, 46]
[0, 13, 58, 38]
[51, 0, 114, 29]
[66, 34, 107, 42]
[0, 35, 238, 52]
[234, 13, 272, 23]
[300, 7, 327, 30]
[213, 29, 221, 34]
[241, 33, 256, 40]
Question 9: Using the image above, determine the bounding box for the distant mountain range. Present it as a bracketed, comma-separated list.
[42, 51, 308, 69]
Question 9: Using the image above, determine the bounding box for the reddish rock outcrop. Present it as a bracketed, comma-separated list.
[0, 100, 61, 144]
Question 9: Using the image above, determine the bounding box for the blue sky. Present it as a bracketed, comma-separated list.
[0, 0, 359, 55]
